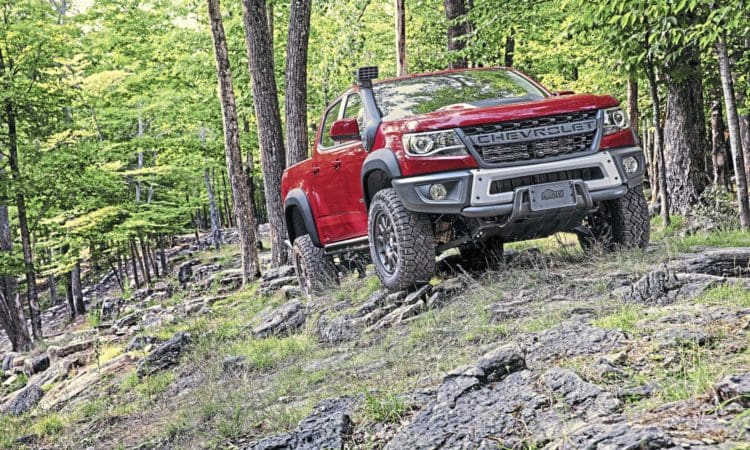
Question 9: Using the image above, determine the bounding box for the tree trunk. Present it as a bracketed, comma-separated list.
[139, 237, 152, 284]
[444, 0, 468, 69]
[395, 0, 407, 77]
[0, 203, 31, 352]
[71, 262, 85, 315]
[710, 99, 729, 190]
[663, 43, 707, 214]
[221, 169, 233, 227]
[158, 235, 168, 273]
[504, 34, 515, 68]
[741, 114, 750, 192]
[0, 50, 31, 351]
[627, 77, 639, 145]
[205, 168, 222, 249]
[717, 36, 750, 229]
[65, 274, 74, 318]
[646, 58, 670, 225]
[209, 0, 262, 281]
[241, 0, 289, 267]
[4, 97, 42, 339]
[148, 242, 160, 278]
[286, 0, 313, 166]
[129, 239, 140, 288]
[48, 274, 58, 306]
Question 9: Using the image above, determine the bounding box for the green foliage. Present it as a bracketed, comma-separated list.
[593, 306, 642, 331]
[228, 335, 315, 371]
[363, 391, 407, 423]
[32, 413, 65, 437]
[695, 284, 750, 308]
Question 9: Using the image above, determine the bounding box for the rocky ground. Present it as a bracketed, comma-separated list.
[1, 222, 750, 449]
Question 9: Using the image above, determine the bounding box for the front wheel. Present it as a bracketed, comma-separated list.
[368, 189, 436, 291]
[577, 183, 650, 251]
[292, 234, 338, 298]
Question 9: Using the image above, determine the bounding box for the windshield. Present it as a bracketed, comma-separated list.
[373, 69, 547, 121]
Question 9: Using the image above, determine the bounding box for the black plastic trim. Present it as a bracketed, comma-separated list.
[284, 189, 322, 247]
[361, 149, 402, 208]
[457, 109, 605, 169]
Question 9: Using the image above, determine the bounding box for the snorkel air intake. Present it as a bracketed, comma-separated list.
[356, 66, 382, 151]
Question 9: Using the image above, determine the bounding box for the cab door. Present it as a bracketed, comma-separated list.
[313, 91, 368, 245]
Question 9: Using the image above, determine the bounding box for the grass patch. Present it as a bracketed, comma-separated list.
[364, 391, 407, 423]
[519, 311, 565, 333]
[334, 274, 381, 304]
[164, 414, 192, 441]
[593, 305, 642, 331]
[217, 404, 247, 440]
[134, 372, 175, 399]
[77, 398, 110, 419]
[32, 413, 65, 436]
[695, 283, 750, 307]
[659, 347, 717, 402]
[228, 335, 315, 371]
[97, 345, 123, 365]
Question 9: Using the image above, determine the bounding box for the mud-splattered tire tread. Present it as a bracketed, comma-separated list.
[610, 184, 651, 249]
[292, 234, 338, 298]
[579, 183, 650, 250]
[368, 188, 436, 291]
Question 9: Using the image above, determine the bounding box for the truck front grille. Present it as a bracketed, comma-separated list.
[489, 167, 604, 194]
[462, 111, 599, 165]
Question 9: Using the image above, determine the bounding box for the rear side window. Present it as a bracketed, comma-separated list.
[343, 93, 364, 137]
[320, 99, 342, 149]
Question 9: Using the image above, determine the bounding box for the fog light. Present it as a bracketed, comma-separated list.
[429, 183, 448, 200]
[622, 156, 639, 175]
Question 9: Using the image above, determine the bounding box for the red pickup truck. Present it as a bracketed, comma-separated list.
[281, 67, 649, 296]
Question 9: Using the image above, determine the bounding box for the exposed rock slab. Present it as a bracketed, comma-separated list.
[2, 384, 43, 416]
[518, 322, 628, 367]
[252, 300, 307, 338]
[137, 332, 191, 377]
[715, 373, 750, 407]
[245, 397, 355, 450]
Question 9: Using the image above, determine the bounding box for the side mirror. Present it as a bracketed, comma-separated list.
[553, 90, 576, 96]
[329, 118, 361, 142]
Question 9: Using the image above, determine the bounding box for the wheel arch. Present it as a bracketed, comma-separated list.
[284, 189, 322, 247]
[361, 148, 402, 210]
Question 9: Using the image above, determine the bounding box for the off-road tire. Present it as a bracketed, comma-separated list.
[292, 234, 338, 298]
[368, 188, 436, 291]
[578, 183, 650, 251]
[459, 238, 505, 269]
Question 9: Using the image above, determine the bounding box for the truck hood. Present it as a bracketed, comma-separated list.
[380, 93, 620, 134]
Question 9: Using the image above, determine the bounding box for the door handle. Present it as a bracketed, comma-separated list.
[333, 160, 341, 169]
[312, 166, 320, 175]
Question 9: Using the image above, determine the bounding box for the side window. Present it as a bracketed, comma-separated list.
[320, 100, 342, 149]
[343, 93, 364, 137]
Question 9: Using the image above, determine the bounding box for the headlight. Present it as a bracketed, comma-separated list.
[403, 130, 467, 157]
[603, 107, 629, 135]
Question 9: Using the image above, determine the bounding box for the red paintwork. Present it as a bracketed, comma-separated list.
[329, 118, 361, 141]
[281, 68, 636, 247]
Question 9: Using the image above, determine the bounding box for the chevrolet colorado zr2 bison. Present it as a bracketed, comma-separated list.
[281, 66, 649, 296]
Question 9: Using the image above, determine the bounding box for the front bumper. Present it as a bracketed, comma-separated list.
[391, 147, 645, 219]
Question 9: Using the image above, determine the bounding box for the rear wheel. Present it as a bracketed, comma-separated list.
[292, 235, 338, 298]
[577, 183, 650, 250]
[368, 189, 436, 291]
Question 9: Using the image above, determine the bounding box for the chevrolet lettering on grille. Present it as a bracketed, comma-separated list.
[468, 119, 599, 146]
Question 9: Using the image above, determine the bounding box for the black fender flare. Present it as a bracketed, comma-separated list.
[284, 189, 322, 247]
[361, 148, 402, 209]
